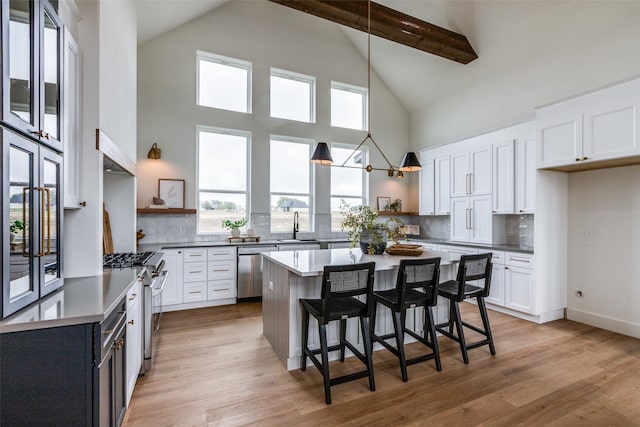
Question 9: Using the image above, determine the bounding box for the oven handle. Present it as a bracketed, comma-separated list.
[153, 260, 165, 277]
[151, 270, 168, 297]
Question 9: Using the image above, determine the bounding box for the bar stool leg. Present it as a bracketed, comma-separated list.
[451, 301, 469, 364]
[359, 316, 376, 392]
[477, 297, 496, 356]
[392, 310, 408, 382]
[318, 322, 331, 404]
[301, 308, 309, 371]
[425, 305, 442, 371]
[339, 318, 347, 362]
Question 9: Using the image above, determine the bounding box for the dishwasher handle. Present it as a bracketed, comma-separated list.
[238, 246, 278, 255]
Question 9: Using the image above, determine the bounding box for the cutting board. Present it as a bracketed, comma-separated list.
[103, 203, 114, 254]
[385, 244, 424, 256]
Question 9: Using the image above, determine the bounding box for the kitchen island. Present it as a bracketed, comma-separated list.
[262, 247, 460, 370]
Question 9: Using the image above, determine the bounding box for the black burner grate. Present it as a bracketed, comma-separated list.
[103, 252, 154, 269]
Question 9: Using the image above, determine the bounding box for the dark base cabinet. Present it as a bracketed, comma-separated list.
[0, 299, 127, 426]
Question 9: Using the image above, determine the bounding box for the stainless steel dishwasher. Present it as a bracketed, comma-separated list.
[237, 245, 278, 299]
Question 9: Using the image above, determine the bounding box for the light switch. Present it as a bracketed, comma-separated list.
[584, 230, 594, 241]
[268, 281, 274, 291]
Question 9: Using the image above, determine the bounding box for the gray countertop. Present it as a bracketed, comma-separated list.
[411, 238, 534, 254]
[0, 268, 141, 334]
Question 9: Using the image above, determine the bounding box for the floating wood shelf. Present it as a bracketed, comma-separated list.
[137, 208, 197, 214]
[377, 211, 417, 216]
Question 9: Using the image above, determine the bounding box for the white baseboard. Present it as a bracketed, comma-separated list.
[483, 302, 564, 324]
[162, 298, 236, 312]
[567, 308, 640, 339]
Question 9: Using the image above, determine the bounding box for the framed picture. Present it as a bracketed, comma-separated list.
[377, 196, 390, 212]
[158, 179, 185, 208]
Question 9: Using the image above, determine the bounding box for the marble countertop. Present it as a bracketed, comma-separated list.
[0, 268, 141, 334]
[262, 247, 460, 277]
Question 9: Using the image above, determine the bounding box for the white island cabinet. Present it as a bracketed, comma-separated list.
[261, 248, 460, 371]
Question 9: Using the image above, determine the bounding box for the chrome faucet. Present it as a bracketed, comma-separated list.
[293, 211, 299, 240]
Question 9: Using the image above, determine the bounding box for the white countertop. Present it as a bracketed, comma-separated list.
[0, 268, 141, 334]
[262, 247, 460, 277]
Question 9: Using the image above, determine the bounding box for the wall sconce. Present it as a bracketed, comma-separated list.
[147, 143, 161, 159]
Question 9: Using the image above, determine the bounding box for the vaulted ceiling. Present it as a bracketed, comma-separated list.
[135, 0, 640, 114]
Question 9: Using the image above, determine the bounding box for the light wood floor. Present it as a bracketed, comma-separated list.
[123, 302, 640, 426]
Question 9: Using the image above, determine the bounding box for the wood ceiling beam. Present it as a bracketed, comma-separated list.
[269, 0, 477, 64]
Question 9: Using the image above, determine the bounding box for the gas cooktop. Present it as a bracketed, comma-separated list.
[103, 252, 157, 269]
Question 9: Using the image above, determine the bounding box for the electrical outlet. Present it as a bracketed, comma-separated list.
[584, 230, 594, 241]
[268, 280, 274, 291]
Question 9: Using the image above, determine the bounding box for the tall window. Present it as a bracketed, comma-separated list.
[270, 68, 315, 123]
[197, 127, 249, 233]
[270, 136, 312, 232]
[331, 81, 367, 131]
[197, 51, 251, 113]
[330, 144, 367, 231]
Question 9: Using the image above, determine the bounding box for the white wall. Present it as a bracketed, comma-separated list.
[567, 166, 640, 338]
[411, 2, 640, 149]
[136, 0, 411, 219]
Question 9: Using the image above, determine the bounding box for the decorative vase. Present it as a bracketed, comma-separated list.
[231, 229, 241, 238]
[359, 227, 387, 255]
[10, 233, 15, 244]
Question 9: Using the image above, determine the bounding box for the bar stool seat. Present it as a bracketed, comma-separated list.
[435, 253, 495, 364]
[300, 262, 376, 404]
[371, 257, 441, 382]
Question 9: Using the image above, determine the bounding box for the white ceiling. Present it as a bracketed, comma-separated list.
[135, 0, 640, 113]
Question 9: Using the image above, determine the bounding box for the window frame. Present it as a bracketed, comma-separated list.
[196, 125, 251, 234]
[269, 134, 315, 233]
[270, 67, 316, 123]
[196, 50, 252, 114]
[330, 81, 368, 131]
[329, 142, 369, 232]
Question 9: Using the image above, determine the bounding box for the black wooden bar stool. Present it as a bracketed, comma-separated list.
[370, 257, 442, 382]
[435, 253, 495, 364]
[300, 262, 376, 404]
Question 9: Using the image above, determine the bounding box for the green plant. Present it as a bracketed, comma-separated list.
[10, 220, 25, 234]
[221, 218, 248, 230]
[385, 199, 402, 212]
[339, 201, 406, 255]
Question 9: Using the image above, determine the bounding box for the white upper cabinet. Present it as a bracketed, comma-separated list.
[515, 138, 536, 214]
[537, 78, 640, 170]
[492, 140, 515, 214]
[434, 154, 451, 215]
[451, 145, 492, 197]
[418, 152, 435, 215]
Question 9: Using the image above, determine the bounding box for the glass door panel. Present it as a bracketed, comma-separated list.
[8, 0, 35, 127]
[42, 7, 60, 142]
[7, 142, 38, 313]
[40, 153, 62, 295]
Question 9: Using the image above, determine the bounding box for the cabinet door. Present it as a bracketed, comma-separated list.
[63, 28, 82, 208]
[469, 145, 492, 195]
[39, 147, 63, 297]
[515, 138, 536, 214]
[485, 264, 505, 306]
[537, 102, 583, 168]
[504, 266, 535, 314]
[126, 282, 142, 405]
[450, 151, 469, 197]
[161, 249, 183, 307]
[39, 1, 63, 151]
[419, 154, 435, 215]
[434, 154, 451, 215]
[492, 140, 515, 214]
[582, 79, 640, 162]
[469, 195, 492, 244]
[450, 197, 470, 242]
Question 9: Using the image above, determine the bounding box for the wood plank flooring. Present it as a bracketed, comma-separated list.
[123, 302, 640, 426]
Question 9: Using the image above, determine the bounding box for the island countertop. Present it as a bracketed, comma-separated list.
[261, 247, 460, 277]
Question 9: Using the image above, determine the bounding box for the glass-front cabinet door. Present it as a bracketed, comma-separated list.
[1, 0, 63, 152]
[39, 147, 63, 296]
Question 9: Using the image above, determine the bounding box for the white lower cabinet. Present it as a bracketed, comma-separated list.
[162, 247, 237, 311]
[485, 250, 505, 306]
[125, 280, 142, 406]
[504, 264, 535, 314]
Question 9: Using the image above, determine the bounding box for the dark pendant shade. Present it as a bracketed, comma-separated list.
[399, 152, 421, 172]
[310, 142, 333, 165]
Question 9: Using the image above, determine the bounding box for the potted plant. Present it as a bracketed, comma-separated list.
[339, 201, 406, 255]
[221, 218, 248, 237]
[9, 220, 25, 243]
[385, 199, 402, 213]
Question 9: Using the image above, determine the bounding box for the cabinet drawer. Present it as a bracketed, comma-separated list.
[183, 248, 207, 262]
[208, 280, 236, 300]
[489, 250, 505, 265]
[183, 261, 207, 282]
[183, 282, 207, 303]
[208, 247, 236, 261]
[437, 244, 478, 256]
[505, 252, 534, 268]
[207, 260, 235, 280]
[420, 243, 439, 251]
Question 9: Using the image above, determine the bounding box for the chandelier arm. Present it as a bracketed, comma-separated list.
[367, 133, 395, 169]
[340, 134, 370, 167]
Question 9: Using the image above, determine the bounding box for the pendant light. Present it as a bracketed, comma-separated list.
[309, 0, 420, 177]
